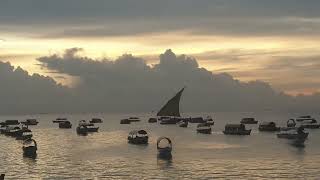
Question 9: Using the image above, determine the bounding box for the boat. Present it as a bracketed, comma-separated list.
[76, 125, 88, 135]
[240, 117, 258, 124]
[120, 119, 131, 124]
[4, 125, 22, 137]
[16, 129, 33, 140]
[58, 121, 72, 129]
[148, 117, 157, 123]
[21, 119, 39, 126]
[197, 123, 212, 134]
[188, 117, 206, 123]
[159, 116, 180, 125]
[78, 120, 99, 132]
[277, 127, 309, 140]
[300, 119, 320, 129]
[89, 118, 103, 123]
[22, 139, 37, 158]
[204, 116, 214, 126]
[223, 124, 251, 135]
[128, 130, 148, 144]
[157, 137, 172, 159]
[157, 88, 185, 124]
[177, 120, 188, 127]
[258, 122, 280, 132]
[280, 119, 297, 131]
[53, 118, 67, 123]
[0, 120, 20, 126]
[296, 115, 315, 122]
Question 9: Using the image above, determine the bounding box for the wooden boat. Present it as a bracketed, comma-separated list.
[0, 120, 19, 126]
[89, 118, 103, 123]
[157, 88, 184, 125]
[22, 139, 37, 158]
[53, 118, 67, 123]
[76, 125, 88, 135]
[280, 119, 297, 131]
[157, 137, 172, 159]
[204, 116, 214, 126]
[197, 123, 212, 134]
[128, 130, 148, 144]
[16, 128, 33, 140]
[79, 120, 99, 132]
[258, 122, 280, 132]
[58, 121, 72, 129]
[4, 125, 22, 137]
[240, 117, 258, 124]
[21, 119, 39, 126]
[188, 117, 206, 123]
[223, 124, 251, 135]
[120, 119, 131, 124]
[148, 117, 157, 123]
[296, 115, 314, 122]
[277, 127, 309, 140]
[177, 120, 188, 127]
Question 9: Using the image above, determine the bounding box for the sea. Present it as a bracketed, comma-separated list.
[1, 112, 320, 179]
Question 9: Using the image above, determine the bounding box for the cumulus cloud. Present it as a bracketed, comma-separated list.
[1, 48, 319, 114]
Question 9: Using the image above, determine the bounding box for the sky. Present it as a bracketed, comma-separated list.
[0, 1, 320, 113]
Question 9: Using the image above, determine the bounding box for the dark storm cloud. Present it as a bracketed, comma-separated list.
[1, 0, 320, 37]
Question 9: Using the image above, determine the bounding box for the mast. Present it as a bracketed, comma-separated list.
[157, 88, 184, 117]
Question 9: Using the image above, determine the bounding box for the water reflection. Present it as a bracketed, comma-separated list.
[157, 156, 173, 169]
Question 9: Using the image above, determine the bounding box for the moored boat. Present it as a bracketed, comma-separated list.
[197, 123, 212, 134]
[159, 116, 180, 125]
[223, 124, 251, 135]
[22, 139, 37, 158]
[0, 120, 19, 126]
[148, 117, 157, 123]
[79, 120, 99, 132]
[128, 130, 148, 144]
[188, 117, 206, 123]
[58, 121, 72, 129]
[277, 127, 309, 140]
[296, 115, 314, 122]
[90, 118, 103, 123]
[16, 129, 33, 140]
[204, 116, 214, 126]
[240, 117, 258, 124]
[53, 118, 67, 123]
[157, 137, 172, 159]
[258, 122, 280, 132]
[21, 119, 39, 126]
[177, 120, 188, 127]
[76, 125, 88, 135]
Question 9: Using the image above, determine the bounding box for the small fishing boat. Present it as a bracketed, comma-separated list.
[258, 122, 280, 132]
[4, 125, 22, 137]
[128, 130, 148, 144]
[157, 137, 172, 159]
[148, 117, 157, 123]
[58, 121, 72, 129]
[280, 119, 297, 131]
[89, 118, 103, 123]
[298, 118, 320, 129]
[223, 124, 251, 135]
[78, 120, 99, 132]
[240, 117, 258, 124]
[204, 116, 214, 126]
[16, 128, 33, 140]
[0, 120, 20, 126]
[296, 115, 314, 122]
[159, 116, 180, 125]
[188, 117, 206, 123]
[197, 123, 212, 134]
[120, 119, 131, 124]
[277, 127, 309, 140]
[53, 118, 67, 123]
[21, 119, 39, 126]
[76, 125, 88, 135]
[22, 139, 37, 158]
[177, 120, 188, 127]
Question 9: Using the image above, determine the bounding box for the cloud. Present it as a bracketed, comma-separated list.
[1, 1, 320, 38]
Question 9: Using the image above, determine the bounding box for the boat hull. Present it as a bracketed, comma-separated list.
[223, 129, 251, 135]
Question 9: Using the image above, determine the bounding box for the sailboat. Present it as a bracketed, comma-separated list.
[157, 88, 185, 125]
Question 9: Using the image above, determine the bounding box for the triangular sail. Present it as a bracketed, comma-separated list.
[157, 88, 184, 117]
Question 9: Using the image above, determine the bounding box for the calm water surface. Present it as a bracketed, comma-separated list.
[1, 112, 320, 179]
